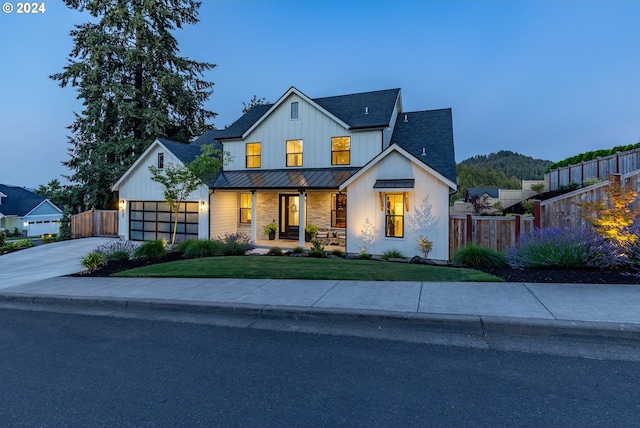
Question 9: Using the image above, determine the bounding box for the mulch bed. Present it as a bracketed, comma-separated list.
[72, 254, 640, 284]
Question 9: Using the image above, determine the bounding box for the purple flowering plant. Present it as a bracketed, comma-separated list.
[215, 233, 256, 256]
[506, 227, 616, 269]
[94, 239, 138, 261]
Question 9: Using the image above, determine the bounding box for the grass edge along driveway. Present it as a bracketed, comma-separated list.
[113, 256, 501, 282]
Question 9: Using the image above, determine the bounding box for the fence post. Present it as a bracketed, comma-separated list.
[534, 201, 541, 229]
[465, 213, 473, 246]
[515, 214, 521, 242]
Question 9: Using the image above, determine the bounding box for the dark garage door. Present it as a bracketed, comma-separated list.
[129, 201, 199, 241]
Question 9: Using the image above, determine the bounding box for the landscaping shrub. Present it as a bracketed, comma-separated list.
[216, 233, 256, 255]
[267, 246, 283, 256]
[95, 240, 137, 261]
[183, 239, 225, 258]
[308, 239, 327, 258]
[40, 234, 57, 244]
[613, 221, 640, 274]
[330, 249, 345, 258]
[453, 244, 508, 268]
[81, 252, 105, 272]
[506, 228, 615, 269]
[174, 238, 200, 254]
[133, 239, 167, 261]
[291, 246, 305, 254]
[0, 238, 33, 254]
[382, 249, 405, 261]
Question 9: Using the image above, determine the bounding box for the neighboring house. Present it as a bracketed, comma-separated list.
[112, 87, 457, 260]
[451, 180, 546, 215]
[0, 184, 63, 236]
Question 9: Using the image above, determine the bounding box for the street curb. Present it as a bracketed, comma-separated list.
[1, 292, 639, 342]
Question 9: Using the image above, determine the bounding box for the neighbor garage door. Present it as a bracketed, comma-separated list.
[129, 201, 199, 241]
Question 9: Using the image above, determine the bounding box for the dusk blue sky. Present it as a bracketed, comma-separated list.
[1, 1, 639, 188]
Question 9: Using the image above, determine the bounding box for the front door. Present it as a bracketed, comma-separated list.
[279, 194, 299, 239]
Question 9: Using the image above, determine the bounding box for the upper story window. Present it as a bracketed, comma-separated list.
[331, 136, 351, 165]
[239, 193, 252, 224]
[385, 193, 404, 238]
[286, 139, 303, 167]
[291, 102, 299, 119]
[157, 152, 164, 169]
[246, 142, 261, 168]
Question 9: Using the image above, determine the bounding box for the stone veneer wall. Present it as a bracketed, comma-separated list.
[305, 191, 333, 229]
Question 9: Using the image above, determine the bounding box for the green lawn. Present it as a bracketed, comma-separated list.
[113, 256, 502, 282]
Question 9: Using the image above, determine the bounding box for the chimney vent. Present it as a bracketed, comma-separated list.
[421, 147, 426, 156]
[365, 106, 368, 115]
[404, 114, 408, 122]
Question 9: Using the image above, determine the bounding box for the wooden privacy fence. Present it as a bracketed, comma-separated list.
[449, 214, 534, 260]
[71, 209, 118, 238]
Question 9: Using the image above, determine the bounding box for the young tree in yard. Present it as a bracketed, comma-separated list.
[51, 0, 215, 209]
[576, 176, 639, 245]
[149, 145, 230, 249]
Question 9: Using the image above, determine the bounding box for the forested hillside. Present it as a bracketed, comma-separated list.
[454, 151, 552, 200]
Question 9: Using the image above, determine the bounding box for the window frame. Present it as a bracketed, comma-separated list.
[384, 193, 404, 238]
[331, 193, 347, 228]
[157, 152, 164, 169]
[239, 193, 252, 224]
[286, 139, 303, 167]
[291, 102, 299, 119]
[331, 136, 351, 165]
[246, 142, 261, 169]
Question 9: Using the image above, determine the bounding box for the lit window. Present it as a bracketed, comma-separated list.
[158, 152, 164, 169]
[246, 142, 261, 168]
[239, 193, 252, 223]
[331, 193, 347, 228]
[385, 193, 404, 238]
[331, 136, 351, 165]
[291, 102, 299, 119]
[286, 139, 303, 167]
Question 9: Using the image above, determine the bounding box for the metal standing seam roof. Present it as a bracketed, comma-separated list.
[212, 168, 361, 190]
[373, 179, 415, 189]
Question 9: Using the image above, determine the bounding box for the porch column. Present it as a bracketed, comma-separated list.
[250, 190, 257, 242]
[298, 190, 306, 248]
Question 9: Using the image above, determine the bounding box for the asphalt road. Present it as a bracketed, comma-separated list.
[1, 308, 639, 427]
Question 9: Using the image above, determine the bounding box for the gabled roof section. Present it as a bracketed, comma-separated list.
[214, 87, 402, 141]
[113, 138, 200, 191]
[390, 109, 456, 184]
[314, 88, 401, 129]
[0, 184, 49, 217]
[467, 187, 499, 199]
[212, 167, 360, 190]
[339, 144, 457, 191]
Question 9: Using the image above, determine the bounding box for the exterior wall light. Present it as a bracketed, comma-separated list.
[199, 200, 207, 212]
[119, 200, 126, 211]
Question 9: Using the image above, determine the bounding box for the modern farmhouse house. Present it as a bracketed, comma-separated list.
[112, 87, 456, 260]
[0, 184, 63, 236]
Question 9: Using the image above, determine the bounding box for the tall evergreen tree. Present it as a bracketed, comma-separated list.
[51, 0, 215, 209]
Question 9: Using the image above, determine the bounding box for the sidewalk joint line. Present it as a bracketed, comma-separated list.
[310, 280, 341, 308]
[523, 283, 557, 320]
[416, 282, 424, 313]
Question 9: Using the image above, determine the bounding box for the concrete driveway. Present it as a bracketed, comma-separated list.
[0, 237, 115, 289]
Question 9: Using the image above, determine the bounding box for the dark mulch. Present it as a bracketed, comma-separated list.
[475, 266, 640, 284]
[73, 253, 640, 284]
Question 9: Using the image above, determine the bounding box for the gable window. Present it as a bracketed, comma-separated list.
[331, 193, 347, 228]
[157, 152, 164, 169]
[239, 193, 252, 223]
[286, 139, 303, 167]
[246, 142, 261, 168]
[331, 136, 351, 165]
[385, 193, 404, 238]
[291, 102, 299, 119]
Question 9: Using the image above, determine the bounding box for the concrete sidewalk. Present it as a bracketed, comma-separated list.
[1, 276, 639, 342]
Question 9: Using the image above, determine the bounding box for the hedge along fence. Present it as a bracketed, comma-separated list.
[546, 148, 640, 191]
[449, 214, 534, 260]
[71, 209, 118, 238]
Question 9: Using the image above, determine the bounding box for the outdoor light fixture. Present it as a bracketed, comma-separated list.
[119, 200, 126, 211]
[199, 200, 207, 212]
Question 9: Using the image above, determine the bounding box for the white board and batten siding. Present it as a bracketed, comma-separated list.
[224, 93, 383, 171]
[344, 151, 451, 260]
[209, 192, 238, 239]
[116, 143, 210, 240]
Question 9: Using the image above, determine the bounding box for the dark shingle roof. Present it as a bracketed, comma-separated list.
[467, 187, 500, 199]
[157, 138, 202, 164]
[390, 109, 457, 184]
[213, 168, 360, 190]
[0, 184, 48, 217]
[313, 88, 401, 129]
[212, 88, 401, 141]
